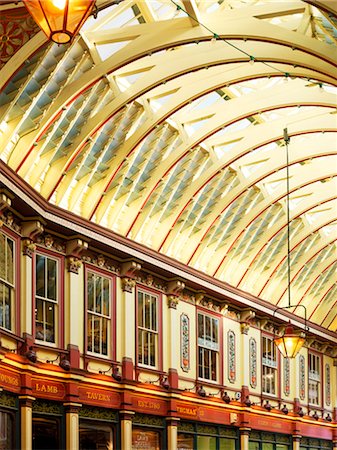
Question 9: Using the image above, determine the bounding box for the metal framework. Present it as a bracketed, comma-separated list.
[0, 0, 336, 330]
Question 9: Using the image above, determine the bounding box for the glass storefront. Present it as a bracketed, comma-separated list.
[79, 423, 114, 449]
[79, 406, 118, 450]
[0, 410, 14, 449]
[32, 417, 60, 450]
[131, 414, 165, 450]
[177, 422, 237, 450]
[249, 431, 291, 450]
[0, 392, 18, 449]
[300, 437, 332, 450]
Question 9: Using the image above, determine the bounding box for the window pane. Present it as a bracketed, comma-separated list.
[212, 318, 218, 344]
[0, 411, 14, 450]
[219, 438, 236, 450]
[249, 443, 259, 450]
[0, 234, 5, 280]
[6, 238, 14, 285]
[79, 423, 113, 450]
[95, 276, 102, 314]
[47, 258, 56, 300]
[138, 293, 143, 327]
[93, 317, 100, 353]
[262, 444, 273, 450]
[102, 317, 108, 355]
[87, 273, 94, 312]
[45, 302, 55, 343]
[151, 297, 157, 331]
[144, 294, 150, 329]
[87, 314, 93, 352]
[36, 255, 45, 298]
[138, 329, 143, 364]
[132, 429, 160, 450]
[198, 314, 204, 340]
[197, 435, 216, 450]
[149, 332, 155, 367]
[178, 433, 194, 450]
[211, 350, 217, 381]
[35, 298, 44, 340]
[103, 278, 110, 316]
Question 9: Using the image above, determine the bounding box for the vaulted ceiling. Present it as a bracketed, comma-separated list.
[0, 0, 336, 331]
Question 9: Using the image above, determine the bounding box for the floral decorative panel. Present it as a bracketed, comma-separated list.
[283, 357, 290, 396]
[228, 330, 236, 383]
[249, 337, 257, 388]
[180, 313, 190, 372]
[325, 363, 331, 406]
[299, 355, 305, 400]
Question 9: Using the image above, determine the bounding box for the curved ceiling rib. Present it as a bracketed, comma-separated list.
[0, 0, 336, 331]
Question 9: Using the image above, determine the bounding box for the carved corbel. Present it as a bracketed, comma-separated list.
[239, 309, 255, 334]
[195, 291, 205, 305]
[21, 220, 44, 257]
[121, 261, 142, 278]
[167, 280, 185, 296]
[66, 238, 89, 273]
[221, 304, 229, 315]
[167, 295, 179, 310]
[121, 278, 136, 293]
[120, 261, 142, 292]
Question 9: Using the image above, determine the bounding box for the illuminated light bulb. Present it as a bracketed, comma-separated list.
[52, 0, 66, 10]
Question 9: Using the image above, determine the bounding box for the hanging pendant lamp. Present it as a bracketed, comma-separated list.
[273, 129, 307, 359]
[24, 0, 96, 44]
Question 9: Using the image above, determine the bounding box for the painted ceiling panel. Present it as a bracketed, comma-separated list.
[0, 0, 336, 331]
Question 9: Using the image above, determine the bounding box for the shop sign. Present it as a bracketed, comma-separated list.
[252, 416, 292, 434]
[176, 402, 229, 425]
[0, 368, 20, 393]
[132, 395, 167, 415]
[79, 386, 120, 408]
[32, 378, 65, 400]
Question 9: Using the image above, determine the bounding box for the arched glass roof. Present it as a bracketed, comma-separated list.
[0, 0, 336, 330]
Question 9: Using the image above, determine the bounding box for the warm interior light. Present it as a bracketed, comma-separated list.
[52, 0, 67, 10]
[274, 324, 305, 358]
[24, 0, 96, 44]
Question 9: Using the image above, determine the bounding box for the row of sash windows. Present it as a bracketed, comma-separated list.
[0, 231, 323, 404]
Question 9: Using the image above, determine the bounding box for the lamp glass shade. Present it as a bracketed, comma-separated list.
[274, 325, 305, 358]
[24, 0, 95, 44]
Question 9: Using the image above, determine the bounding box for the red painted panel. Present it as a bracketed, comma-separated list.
[0, 368, 20, 393]
[176, 401, 230, 425]
[32, 378, 66, 400]
[132, 394, 167, 415]
[78, 386, 120, 408]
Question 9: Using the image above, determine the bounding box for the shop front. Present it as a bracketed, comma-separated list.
[177, 421, 238, 450]
[79, 406, 118, 450]
[0, 391, 18, 450]
[248, 431, 291, 450]
[132, 413, 166, 450]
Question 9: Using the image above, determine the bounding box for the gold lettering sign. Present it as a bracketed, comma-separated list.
[177, 405, 198, 416]
[32, 380, 65, 399]
[137, 400, 161, 410]
[0, 371, 20, 388]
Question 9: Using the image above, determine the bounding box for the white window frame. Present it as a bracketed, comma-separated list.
[197, 312, 219, 382]
[137, 289, 159, 368]
[262, 336, 278, 396]
[309, 353, 321, 406]
[35, 253, 58, 345]
[0, 232, 15, 332]
[86, 271, 111, 357]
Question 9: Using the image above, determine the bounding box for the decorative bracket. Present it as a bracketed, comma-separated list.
[121, 260, 142, 278]
[240, 309, 255, 334]
[167, 280, 185, 296]
[66, 238, 89, 273]
[21, 220, 44, 257]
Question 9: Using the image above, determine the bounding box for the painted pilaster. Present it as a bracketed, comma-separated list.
[239, 428, 250, 450]
[166, 418, 179, 450]
[120, 261, 141, 373]
[65, 238, 88, 352]
[292, 435, 301, 450]
[240, 310, 255, 387]
[64, 403, 81, 450]
[19, 396, 35, 450]
[166, 280, 185, 374]
[120, 411, 134, 450]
